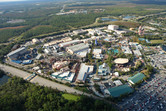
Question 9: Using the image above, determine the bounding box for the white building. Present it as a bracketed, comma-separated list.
[113, 80, 123, 86]
[108, 25, 119, 30]
[93, 49, 104, 59]
[121, 46, 132, 54]
[93, 49, 102, 55]
[76, 63, 94, 83]
[98, 63, 110, 76]
[114, 72, 119, 77]
[32, 38, 40, 44]
[133, 50, 142, 56]
[76, 51, 88, 58]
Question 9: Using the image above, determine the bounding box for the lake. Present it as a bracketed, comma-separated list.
[0, 75, 10, 86]
[101, 18, 118, 21]
[123, 16, 135, 19]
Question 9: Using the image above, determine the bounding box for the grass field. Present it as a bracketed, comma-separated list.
[62, 94, 80, 101]
[150, 40, 164, 44]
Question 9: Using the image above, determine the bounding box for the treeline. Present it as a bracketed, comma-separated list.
[0, 3, 165, 43]
[0, 44, 14, 63]
[22, 13, 100, 39]
[104, 7, 164, 16]
[0, 77, 116, 111]
[22, 26, 56, 39]
[0, 69, 5, 78]
[0, 27, 29, 43]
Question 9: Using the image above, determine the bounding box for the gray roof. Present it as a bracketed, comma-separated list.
[67, 43, 89, 53]
[77, 63, 93, 82]
[7, 47, 26, 57]
[59, 40, 80, 47]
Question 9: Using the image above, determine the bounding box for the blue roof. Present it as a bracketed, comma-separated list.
[11, 60, 22, 64]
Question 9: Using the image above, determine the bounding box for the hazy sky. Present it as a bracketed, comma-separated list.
[0, 0, 26, 2]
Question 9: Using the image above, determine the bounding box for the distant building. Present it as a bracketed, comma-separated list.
[113, 80, 123, 86]
[88, 29, 104, 36]
[114, 72, 119, 77]
[93, 48, 103, 59]
[44, 48, 51, 54]
[93, 49, 102, 55]
[106, 85, 133, 97]
[98, 63, 110, 76]
[51, 71, 75, 83]
[22, 60, 33, 65]
[138, 26, 144, 36]
[11, 44, 20, 51]
[128, 73, 145, 85]
[76, 51, 88, 58]
[133, 50, 142, 56]
[36, 54, 42, 60]
[44, 37, 72, 47]
[52, 61, 70, 70]
[7, 47, 27, 61]
[121, 46, 132, 54]
[108, 25, 119, 30]
[73, 29, 86, 35]
[59, 40, 81, 48]
[114, 58, 129, 65]
[95, 39, 98, 45]
[66, 43, 89, 54]
[81, 38, 93, 43]
[76, 63, 94, 83]
[114, 30, 127, 35]
[32, 38, 40, 44]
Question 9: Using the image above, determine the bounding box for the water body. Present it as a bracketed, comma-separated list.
[123, 16, 135, 19]
[101, 18, 118, 22]
[0, 75, 10, 86]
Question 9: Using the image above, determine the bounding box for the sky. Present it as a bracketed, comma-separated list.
[0, 0, 26, 2]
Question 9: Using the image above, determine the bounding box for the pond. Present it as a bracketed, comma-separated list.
[123, 15, 135, 19]
[101, 18, 118, 21]
[0, 75, 10, 86]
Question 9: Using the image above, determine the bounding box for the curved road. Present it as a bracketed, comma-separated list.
[0, 63, 120, 110]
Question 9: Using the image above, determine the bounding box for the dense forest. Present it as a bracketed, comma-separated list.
[0, 1, 166, 43]
[0, 44, 14, 63]
[0, 77, 116, 111]
[0, 69, 5, 78]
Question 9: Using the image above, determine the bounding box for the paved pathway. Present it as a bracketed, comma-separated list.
[0, 64, 87, 95]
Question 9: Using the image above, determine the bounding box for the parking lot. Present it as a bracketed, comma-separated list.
[148, 54, 166, 70]
[119, 72, 166, 111]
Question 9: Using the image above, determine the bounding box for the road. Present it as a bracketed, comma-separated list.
[0, 63, 120, 110]
[0, 63, 88, 95]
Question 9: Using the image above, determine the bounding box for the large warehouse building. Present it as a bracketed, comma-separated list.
[66, 43, 89, 54]
[59, 40, 82, 48]
[76, 63, 94, 83]
[7, 47, 27, 61]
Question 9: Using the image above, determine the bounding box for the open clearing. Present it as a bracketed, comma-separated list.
[62, 94, 80, 101]
[150, 40, 164, 44]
